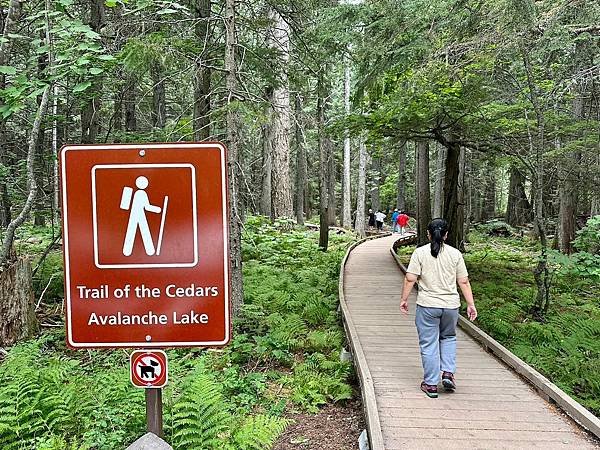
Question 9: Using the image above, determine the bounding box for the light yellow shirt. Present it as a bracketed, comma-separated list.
[406, 243, 468, 309]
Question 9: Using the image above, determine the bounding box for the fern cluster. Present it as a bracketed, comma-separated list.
[239, 217, 356, 412]
[465, 231, 600, 416]
[1, 218, 356, 448]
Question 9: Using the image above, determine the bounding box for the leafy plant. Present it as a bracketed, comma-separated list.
[574, 215, 600, 254]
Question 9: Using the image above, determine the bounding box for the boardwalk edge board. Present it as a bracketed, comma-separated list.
[389, 238, 600, 440]
[339, 233, 390, 450]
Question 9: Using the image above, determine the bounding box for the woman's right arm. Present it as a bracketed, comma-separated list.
[457, 277, 477, 321]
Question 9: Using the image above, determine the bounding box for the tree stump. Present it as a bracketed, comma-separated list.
[0, 257, 37, 346]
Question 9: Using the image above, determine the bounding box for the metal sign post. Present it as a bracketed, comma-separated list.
[146, 388, 163, 437]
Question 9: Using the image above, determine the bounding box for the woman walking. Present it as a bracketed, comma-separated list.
[399, 218, 477, 398]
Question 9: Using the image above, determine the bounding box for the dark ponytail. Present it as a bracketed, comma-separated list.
[428, 218, 449, 258]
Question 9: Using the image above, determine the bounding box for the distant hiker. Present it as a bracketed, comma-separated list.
[391, 208, 400, 233]
[399, 218, 477, 398]
[368, 209, 376, 229]
[375, 210, 386, 232]
[397, 211, 410, 236]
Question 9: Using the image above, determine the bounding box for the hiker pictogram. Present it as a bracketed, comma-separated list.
[130, 350, 168, 388]
[91, 163, 199, 269]
[120, 176, 169, 257]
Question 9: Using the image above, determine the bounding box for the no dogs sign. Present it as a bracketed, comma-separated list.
[60, 143, 231, 348]
[130, 350, 168, 388]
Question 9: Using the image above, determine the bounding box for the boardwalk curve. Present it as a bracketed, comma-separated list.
[341, 235, 598, 450]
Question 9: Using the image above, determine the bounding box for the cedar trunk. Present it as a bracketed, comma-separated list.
[369, 156, 381, 212]
[80, 0, 105, 143]
[342, 62, 351, 228]
[505, 166, 531, 226]
[225, 0, 243, 316]
[193, 0, 211, 141]
[318, 75, 329, 250]
[442, 141, 463, 249]
[397, 141, 406, 211]
[416, 141, 432, 245]
[355, 139, 367, 238]
[269, 9, 293, 221]
[151, 62, 166, 128]
[295, 94, 306, 225]
[433, 143, 446, 218]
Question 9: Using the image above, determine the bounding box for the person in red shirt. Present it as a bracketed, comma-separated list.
[396, 211, 410, 236]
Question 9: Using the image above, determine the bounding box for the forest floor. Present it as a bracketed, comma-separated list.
[274, 397, 365, 450]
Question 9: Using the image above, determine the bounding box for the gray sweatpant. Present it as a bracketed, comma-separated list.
[415, 305, 459, 385]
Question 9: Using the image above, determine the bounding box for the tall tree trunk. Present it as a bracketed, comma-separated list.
[295, 94, 306, 225]
[433, 143, 446, 218]
[318, 75, 329, 250]
[260, 116, 272, 217]
[505, 166, 531, 226]
[355, 139, 367, 238]
[124, 77, 137, 131]
[457, 147, 466, 251]
[193, 0, 211, 141]
[369, 156, 381, 211]
[522, 47, 550, 315]
[559, 88, 584, 254]
[342, 62, 351, 228]
[481, 161, 496, 221]
[397, 141, 406, 211]
[52, 84, 60, 221]
[34, 38, 48, 226]
[464, 150, 472, 239]
[416, 140, 432, 245]
[269, 9, 293, 221]
[327, 137, 336, 226]
[225, 0, 243, 316]
[151, 62, 166, 128]
[80, 0, 104, 144]
[442, 139, 463, 248]
[113, 88, 123, 132]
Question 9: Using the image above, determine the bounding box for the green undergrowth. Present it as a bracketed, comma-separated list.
[0, 216, 356, 449]
[463, 231, 600, 416]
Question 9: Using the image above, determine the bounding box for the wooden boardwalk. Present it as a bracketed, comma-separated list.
[342, 235, 598, 449]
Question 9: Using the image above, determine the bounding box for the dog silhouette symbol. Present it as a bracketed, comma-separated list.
[139, 360, 160, 379]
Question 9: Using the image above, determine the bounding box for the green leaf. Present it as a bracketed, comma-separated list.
[98, 55, 115, 61]
[105, 0, 117, 6]
[89, 67, 103, 75]
[0, 105, 13, 119]
[0, 66, 17, 75]
[73, 81, 92, 93]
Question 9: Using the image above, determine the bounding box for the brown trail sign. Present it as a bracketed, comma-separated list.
[59, 143, 231, 348]
[60, 142, 233, 441]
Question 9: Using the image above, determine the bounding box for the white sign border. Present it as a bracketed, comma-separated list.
[61, 143, 230, 348]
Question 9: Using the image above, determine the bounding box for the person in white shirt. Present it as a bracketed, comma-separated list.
[375, 210, 386, 232]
